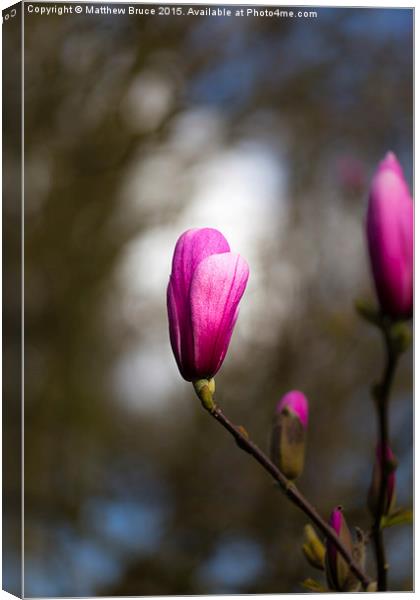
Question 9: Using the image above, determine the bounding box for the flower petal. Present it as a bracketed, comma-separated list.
[167, 277, 182, 373]
[277, 390, 309, 429]
[190, 252, 249, 378]
[170, 228, 230, 300]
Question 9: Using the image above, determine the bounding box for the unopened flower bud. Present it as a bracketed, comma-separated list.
[302, 524, 325, 571]
[366, 152, 413, 319]
[325, 507, 359, 592]
[167, 228, 249, 381]
[368, 443, 397, 517]
[270, 390, 308, 480]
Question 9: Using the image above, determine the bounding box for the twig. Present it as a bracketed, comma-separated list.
[197, 392, 371, 590]
[371, 327, 399, 591]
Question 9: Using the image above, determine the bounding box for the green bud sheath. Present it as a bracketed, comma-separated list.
[193, 378, 216, 411]
[302, 525, 326, 571]
[389, 321, 412, 354]
[270, 408, 306, 480]
[354, 297, 383, 326]
[336, 519, 357, 591]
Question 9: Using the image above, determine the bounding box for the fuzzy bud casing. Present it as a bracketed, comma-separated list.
[270, 391, 308, 480]
[302, 524, 326, 571]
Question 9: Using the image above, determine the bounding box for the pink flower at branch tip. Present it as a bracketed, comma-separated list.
[167, 227, 249, 382]
[366, 152, 413, 319]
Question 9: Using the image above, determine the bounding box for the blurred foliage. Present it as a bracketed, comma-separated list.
[6, 4, 414, 595]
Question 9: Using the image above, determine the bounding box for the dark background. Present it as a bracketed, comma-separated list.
[13, 3, 415, 595]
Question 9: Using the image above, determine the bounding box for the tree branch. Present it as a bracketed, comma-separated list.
[371, 328, 399, 591]
[198, 396, 371, 590]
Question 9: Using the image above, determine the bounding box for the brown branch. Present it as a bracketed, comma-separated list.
[371, 329, 399, 591]
[197, 389, 371, 590]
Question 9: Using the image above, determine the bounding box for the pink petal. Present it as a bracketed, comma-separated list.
[330, 507, 343, 535]
[377, 151, 405, 178]
[327, 507, 343, 570]
[190, 252, 249, 378]
[170, 228, 230, 301]
[276, 390, 309, 429]
[167, 277, 183, 374]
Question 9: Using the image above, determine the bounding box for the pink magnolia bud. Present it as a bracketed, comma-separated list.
[167, 228, 249, 382]
[325, 507, 358, 592]
[277, 390, 309, 429]
[270, 391, 309, 480]
[366, 152, 413, 319]
[368, 443, 397, 517]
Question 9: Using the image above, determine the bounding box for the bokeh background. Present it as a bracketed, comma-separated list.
[11, 3, 415, 595]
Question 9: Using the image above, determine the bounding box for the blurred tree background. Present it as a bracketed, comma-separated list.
[12, 3, 414, 595]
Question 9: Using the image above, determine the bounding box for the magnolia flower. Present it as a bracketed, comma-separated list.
[270, 390, 308, 480]
[366, 152, 413, 319]
[167, 228, 249, 382]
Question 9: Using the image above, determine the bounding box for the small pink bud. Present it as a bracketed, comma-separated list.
[167, 228, 249, 382]
[366, 152, 413, 319]
[325, 507, 357, 592]
[276, 390, 309, 429]
[270, 391, 309, 480]
[368, 443, 397, 517]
